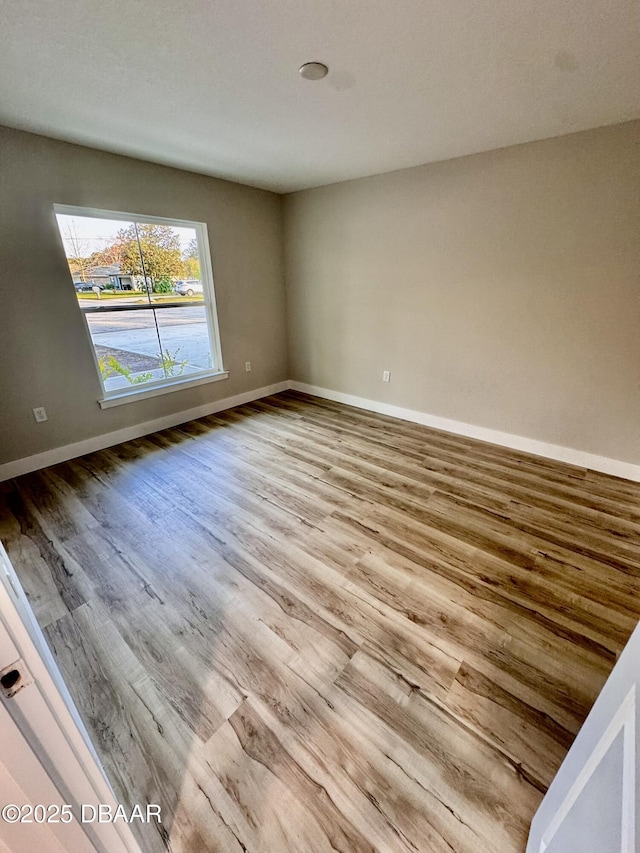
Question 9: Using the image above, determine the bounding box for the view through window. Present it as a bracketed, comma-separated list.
[54, 206, 224, 400]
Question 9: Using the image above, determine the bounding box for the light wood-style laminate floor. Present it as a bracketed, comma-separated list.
[2, 391, 640, 853]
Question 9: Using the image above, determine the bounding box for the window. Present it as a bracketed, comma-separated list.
[54, 205, 226, 407]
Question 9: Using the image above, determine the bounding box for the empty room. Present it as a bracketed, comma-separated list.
[0, 1, 638, 852]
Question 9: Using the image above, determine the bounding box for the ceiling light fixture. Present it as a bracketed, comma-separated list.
[299, 62, 329, 80]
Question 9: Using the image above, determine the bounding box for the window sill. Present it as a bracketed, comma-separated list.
[98, 371, 229, 409]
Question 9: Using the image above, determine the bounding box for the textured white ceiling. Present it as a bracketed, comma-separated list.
[0, 0, 638, 192]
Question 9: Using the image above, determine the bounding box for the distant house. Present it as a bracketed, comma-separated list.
[72, 264, 143, 290]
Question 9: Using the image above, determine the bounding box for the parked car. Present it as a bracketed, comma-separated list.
[74, 282, 104, 292]
[175, 280, 203, 296]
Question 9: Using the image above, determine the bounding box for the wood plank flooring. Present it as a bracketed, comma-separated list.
[1, 390, 639, 852]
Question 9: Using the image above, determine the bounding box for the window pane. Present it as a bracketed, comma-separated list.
[55, 214, 205, 306]
[55, 213, 153, 304]
[86, 306, 215, 390]
[136, 223, 204, 302]
[156, 306, 214, 374]
[86, 310, 165, 391]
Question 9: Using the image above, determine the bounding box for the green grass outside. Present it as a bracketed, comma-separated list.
[77, 291, 204, 304]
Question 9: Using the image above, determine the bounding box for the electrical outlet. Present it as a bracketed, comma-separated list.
[382, 370, 391, 383]
[245, 361, 252, 372]
[33, 407, 48, 423]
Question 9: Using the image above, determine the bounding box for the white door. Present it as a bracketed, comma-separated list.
[0, 542, 141, 853]
[0, 695, 96, 852]
[527, 620, 639, 853]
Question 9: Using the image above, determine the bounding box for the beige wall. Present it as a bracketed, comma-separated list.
[0, 127, 287, 465]
[1, 122, 637, 469]
[284, 122, 640, 465]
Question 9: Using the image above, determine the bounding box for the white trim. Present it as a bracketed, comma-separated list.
[196, 219, 225, 375]
[0, 544, 143, 852]
[539, 684, 635, 853]
[290, 382, 640, 482]
[2, 379, 639, 484]
[53, 203, 207, 230]
[621, 693, 636, 853]
[0, 381, 290, 482]
[98, 370, 229, 408]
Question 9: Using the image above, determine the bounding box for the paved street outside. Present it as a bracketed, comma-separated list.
[79, 300, 213, 389]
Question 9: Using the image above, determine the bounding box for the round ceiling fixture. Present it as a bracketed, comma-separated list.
[299, 62, 329, 80]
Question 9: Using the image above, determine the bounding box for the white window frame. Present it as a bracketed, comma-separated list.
[54, 204, 227, 408]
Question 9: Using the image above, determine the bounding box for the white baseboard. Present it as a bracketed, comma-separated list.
[0, 381, 291, 483]
[3, 378, 639, 484]
[290, 381, 640, 483]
